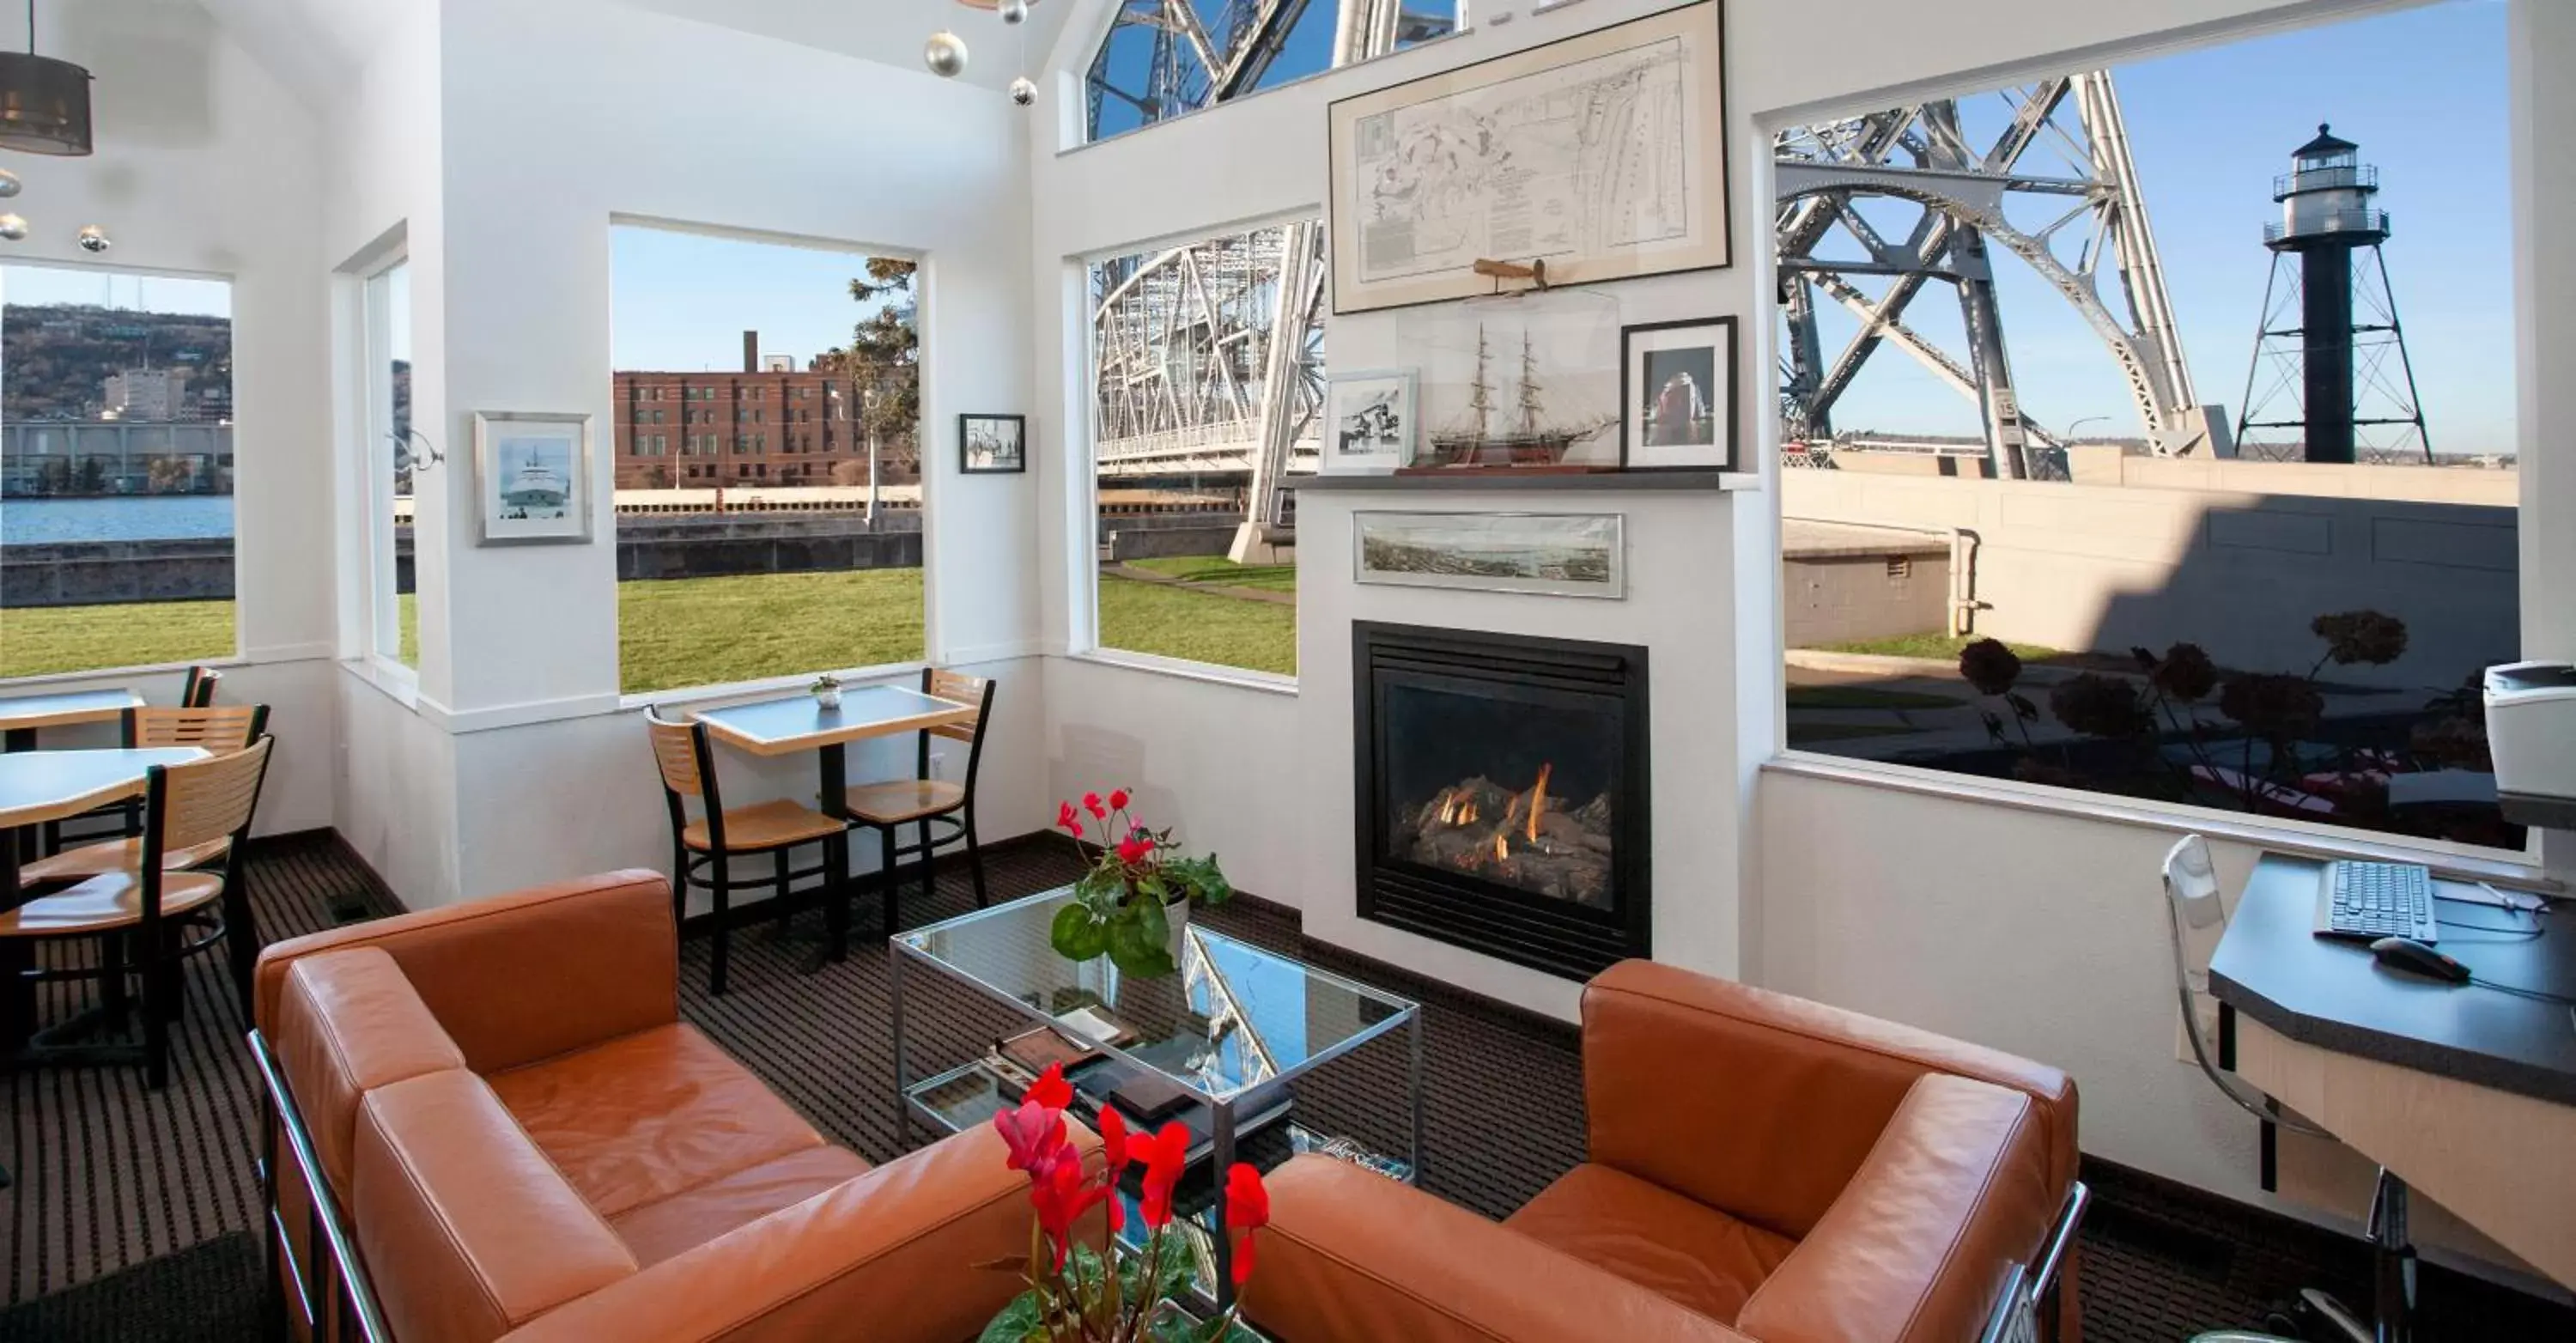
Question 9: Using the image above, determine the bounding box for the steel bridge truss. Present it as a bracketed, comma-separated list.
[1775, 73, 2230, 479]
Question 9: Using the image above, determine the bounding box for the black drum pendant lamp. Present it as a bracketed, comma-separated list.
[0, 2, 92, 157]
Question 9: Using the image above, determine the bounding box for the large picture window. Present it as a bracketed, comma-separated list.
[1083, 0, 1459, 143]
[610, 223, 923, 695]
[361, 258, 416, 669]
[1085, 221, 1323, 678]
[1773, 0, 2522, 850]
[0, 265, 237, 678]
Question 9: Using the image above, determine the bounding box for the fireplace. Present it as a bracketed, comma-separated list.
[1353, 622, 1649, 979]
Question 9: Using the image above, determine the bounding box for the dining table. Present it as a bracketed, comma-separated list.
[693, 685, 979, 964]
[0, 745, 207, 1188]
[0, 688, 144, 753]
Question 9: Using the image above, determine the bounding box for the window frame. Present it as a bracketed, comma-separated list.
[1749, 3, 2544, 872]
[357, 256, 415, 681]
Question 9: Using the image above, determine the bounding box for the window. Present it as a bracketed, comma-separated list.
[1773, 0, 2521, 851]
[1084, 0, 1459, 143]
[0, 264, 240, 678]
[611, 222, 922, 693]
[361, 259, 416, 668]
[1085, 221, 1321, 678]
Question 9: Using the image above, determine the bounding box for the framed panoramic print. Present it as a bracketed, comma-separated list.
[1323, 369, 1417, 473]
[960, 413, 1027, 474]
[472, 411, 592, 545]
[1326, 2, 1730, 314]
[1619, 316, 1737, 470]
[1353, 511, 1625, 599]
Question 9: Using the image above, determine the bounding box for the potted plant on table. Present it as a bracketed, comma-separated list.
[1050, 789, 1231, 977]
[811, 672, 844, 710]
[981, 1064, 1267, 1342]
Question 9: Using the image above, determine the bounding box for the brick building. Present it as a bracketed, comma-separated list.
[611, 347, 914, 489]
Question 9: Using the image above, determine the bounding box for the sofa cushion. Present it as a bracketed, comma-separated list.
[1506, 1163, 1796, 1326]
[609, 1144, 872, 1267]
[353, 1070, 639, 1343]
[486, 1022, 825, 1218]
[273, 946, 467, 1199]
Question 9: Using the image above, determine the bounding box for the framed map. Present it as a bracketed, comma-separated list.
[1327, 3, 1730, 314]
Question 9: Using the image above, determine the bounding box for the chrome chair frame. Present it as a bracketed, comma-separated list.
[251, 1027, 394, 1343]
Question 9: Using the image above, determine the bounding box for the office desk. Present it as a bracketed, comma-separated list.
[2208, 854, 2576, 1287]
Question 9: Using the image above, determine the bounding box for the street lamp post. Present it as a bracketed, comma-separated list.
[863, 386, 880, 526]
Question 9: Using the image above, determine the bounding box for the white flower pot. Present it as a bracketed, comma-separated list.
[814, 686, 842, 709]
[1163, 895, 1190, 964]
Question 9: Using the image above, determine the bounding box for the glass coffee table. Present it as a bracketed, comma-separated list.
[890, 886, 1424, 1305]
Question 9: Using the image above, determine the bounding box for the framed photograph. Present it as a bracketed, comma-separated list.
[1323, 369, 1417, 473]
[472, 411, 592, 546]
[1327, 2, 1731, 314]
[1353, 511, 1625, 599]
[960, 414, 1027, 473]
[1619, 316, 1737, 471]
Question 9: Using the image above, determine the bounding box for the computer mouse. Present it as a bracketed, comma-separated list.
[2369, 936, 2470, 985]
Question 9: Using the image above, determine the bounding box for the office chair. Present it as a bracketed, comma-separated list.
[2164, 835, 2401, 1343]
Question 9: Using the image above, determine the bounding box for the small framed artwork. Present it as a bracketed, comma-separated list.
[960, 414, 1027, 473]
[1619, 317, 1737, 471]
[472, 411, 592, 545]
[1353, 510, 1625, 599]
[1323, 369, 1416, 473]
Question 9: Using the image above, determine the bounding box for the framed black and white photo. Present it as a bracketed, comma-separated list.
[1323, 369, 1417, 473]
[1354, 511, 1625, 599]
[959, 413, 1026, 473]
[1619, 317, 1737, 471]
[472, 411, 592, 545]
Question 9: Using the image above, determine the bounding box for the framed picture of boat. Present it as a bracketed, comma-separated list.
[1323, 369, 1416, 473]
[1353, 510, 1625, 599]
[1619, 316, 1737, 470]
[1403, 291, 1621, 470]
[1326, 2, 1731, 314]
[471, 410, 592, 546]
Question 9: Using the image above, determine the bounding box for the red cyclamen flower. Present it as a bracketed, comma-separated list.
[1028, 1157, 1110, 1270]
[991, 1099, 1069, 1186]
[1115, 828, 1152, 866]
[1083, 791, 1108, 820]
[1108, 787, 1131, 811]
[1025, 1061, 1073, 1112]
[1224, 1162, 1270, 1285]
[1055, 801, 1079, 833]
[1135, 1121, 1192, 1229]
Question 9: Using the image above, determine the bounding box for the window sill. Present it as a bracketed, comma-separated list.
[619, 660, 931, 714]
[340, 656, 420, 712]
[3, 653, 249, 692]
[1066, 648, 1298, 698]
[1762, 750, 2559, 888]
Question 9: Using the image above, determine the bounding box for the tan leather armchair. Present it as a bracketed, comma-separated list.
[1242, 961, 2082, 1343]
[253, 870, 1072, 1343]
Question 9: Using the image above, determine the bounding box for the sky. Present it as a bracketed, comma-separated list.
[1808, 0, 2516, 455]
[1, 264, 231, 317]
[610, 225, 898, 373]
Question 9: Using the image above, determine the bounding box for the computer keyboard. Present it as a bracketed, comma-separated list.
[2317, 860, 2439, 943]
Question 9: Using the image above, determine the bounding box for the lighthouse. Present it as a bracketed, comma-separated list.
[2234, 125, 2430, 463]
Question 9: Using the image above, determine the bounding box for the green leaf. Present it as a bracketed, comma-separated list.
[1107, 912, 1176, 977]
[1133, 894, 1170, 950]
[975, 1291, 1047, 1343]
[1163, 854, 1232, 907]
[1052, 903, 1110, 962]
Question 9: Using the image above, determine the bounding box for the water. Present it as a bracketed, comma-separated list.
[0, 495, 236, 544]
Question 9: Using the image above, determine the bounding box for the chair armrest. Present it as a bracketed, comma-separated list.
[1735, 1075, 2056, 1343]
[1239, 1156, 1755, 1343]
[498, 1123, 1095, 1343]
[1581, 961, 2076, 1239]
[255, 870, 677, 1074]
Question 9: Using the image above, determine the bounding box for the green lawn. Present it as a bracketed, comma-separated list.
[1809, 632, 2062, 662]
[1120, 556, 1298, 594]
[620, 569, 926, 694]
[0, 600, 237, 678]
[1785, 684, 1963, 711]
[1097, 575, 1296, 676]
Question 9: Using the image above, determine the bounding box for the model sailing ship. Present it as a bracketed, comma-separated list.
[1419, 326, 1616, 468]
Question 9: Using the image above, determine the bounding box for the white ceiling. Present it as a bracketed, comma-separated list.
[192, 0, 405, 107]
[603, 0, 1080, 92]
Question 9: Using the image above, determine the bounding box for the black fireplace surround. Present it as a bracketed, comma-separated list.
[1353, 621, 1650, 980]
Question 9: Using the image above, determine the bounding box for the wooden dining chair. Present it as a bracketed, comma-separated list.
[646, 707, 851, 995]
[0, 735, 275, 1087]
[843, 668, 997, 936]
[27, 705, 270, 882]
[180, 665, 222, 708]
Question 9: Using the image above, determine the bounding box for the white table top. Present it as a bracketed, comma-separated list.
[0, 748, 209, 829]
[693, 687, 975, 757]
[0, 689, 143, 733]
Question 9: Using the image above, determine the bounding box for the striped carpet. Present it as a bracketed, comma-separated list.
[4, 831, 2570, 1341]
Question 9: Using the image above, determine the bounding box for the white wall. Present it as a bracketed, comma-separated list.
[311, 0, 1053, 908]
[1018, 0, 2575, 1220]
[0, 0, 337, 836]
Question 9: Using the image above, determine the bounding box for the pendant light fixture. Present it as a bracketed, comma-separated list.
[0, 0, 94, 156]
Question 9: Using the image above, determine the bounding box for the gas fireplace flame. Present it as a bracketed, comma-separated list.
[1526, 763, 1552, 843]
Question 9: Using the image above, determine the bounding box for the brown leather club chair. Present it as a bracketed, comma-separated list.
[1242, 961, 2085, 1343]
[251, 870, 1075, 1343]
